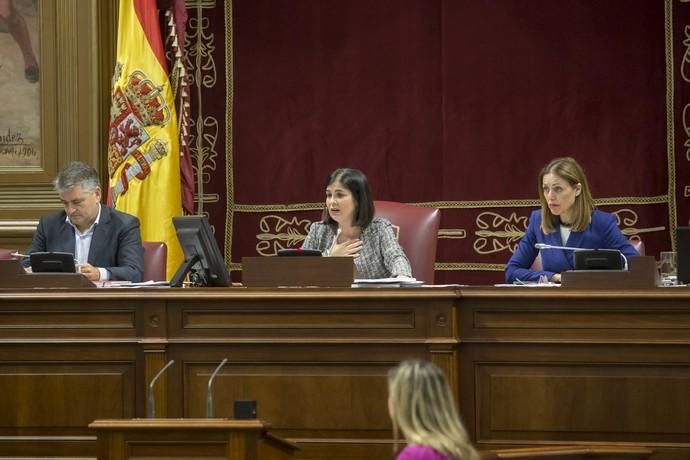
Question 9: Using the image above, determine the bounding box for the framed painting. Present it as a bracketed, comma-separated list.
[0, 0, 115, 245]
[0, 0, 41, 168]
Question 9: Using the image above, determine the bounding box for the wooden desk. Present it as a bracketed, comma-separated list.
[89, 418, 297, 460]
[457, 288, 690, 453]
[0, 287, 689, 459]
[0, 287, 458, 459]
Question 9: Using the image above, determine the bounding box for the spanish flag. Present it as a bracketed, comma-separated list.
[107, 0, 183, 280]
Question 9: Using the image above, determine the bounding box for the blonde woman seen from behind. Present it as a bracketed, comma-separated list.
[388, 359, 479, 460]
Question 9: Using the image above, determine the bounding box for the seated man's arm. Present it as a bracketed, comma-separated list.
[107, 216, 144, 282]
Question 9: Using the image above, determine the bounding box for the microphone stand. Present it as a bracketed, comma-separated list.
[206, 358, 228, 418]
[148, 359, 175, 418]
[534, 243, 585, 251]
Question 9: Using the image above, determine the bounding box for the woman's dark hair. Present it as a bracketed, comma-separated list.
[321, 168, 375, 228]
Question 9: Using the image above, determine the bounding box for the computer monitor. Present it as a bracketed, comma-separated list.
[573, 249, 624, 270]
[30, 252, 76, 273]
[171, 216, 230, 287]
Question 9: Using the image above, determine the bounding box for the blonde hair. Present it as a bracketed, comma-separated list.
[388, 360, 479, 460]
[539, 157, 595, 234]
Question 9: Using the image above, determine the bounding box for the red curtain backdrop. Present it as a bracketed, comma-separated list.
[185, 0, 686, 284]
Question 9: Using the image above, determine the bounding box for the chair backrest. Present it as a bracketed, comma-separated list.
[142, 241, 167, 281]
[373, 200, 441, 283]
[530, 236, 645, 270]
[0, 249, 18, 260]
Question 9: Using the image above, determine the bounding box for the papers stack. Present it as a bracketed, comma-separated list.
[352, 277, 424, 288]
[97, 280, 171, 288]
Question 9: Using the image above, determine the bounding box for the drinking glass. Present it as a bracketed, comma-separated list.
[659, 251, 677, 284]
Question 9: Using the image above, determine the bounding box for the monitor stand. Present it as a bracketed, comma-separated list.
[170, 253, 201, 287]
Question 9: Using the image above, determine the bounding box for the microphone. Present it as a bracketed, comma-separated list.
[148, 359, 175, 418]
[534, 243, 585, 251]
[206, 358, 228, 417]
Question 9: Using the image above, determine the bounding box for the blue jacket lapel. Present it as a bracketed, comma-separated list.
[566, 226, 585, 249]
[549, 225, 575, 270]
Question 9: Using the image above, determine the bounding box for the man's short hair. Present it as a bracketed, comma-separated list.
[54, 161, 101, 193]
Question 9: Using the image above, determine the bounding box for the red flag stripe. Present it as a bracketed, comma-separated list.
[133, 0, 168, 73]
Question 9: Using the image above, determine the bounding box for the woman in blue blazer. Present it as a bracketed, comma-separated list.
[505, 157, 639, 284]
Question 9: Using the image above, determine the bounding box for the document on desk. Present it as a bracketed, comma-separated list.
[97, 280, 171, 288]
[493, 282, 561, 287]
[352, 277, 424, 288]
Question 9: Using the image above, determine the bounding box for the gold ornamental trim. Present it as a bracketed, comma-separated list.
[232, 196, 668, 213]
[435, 263, 505, 272]
[666, 0, 678, 247]
[234, 203, 323, 212]
[225, 0, 235, 264]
